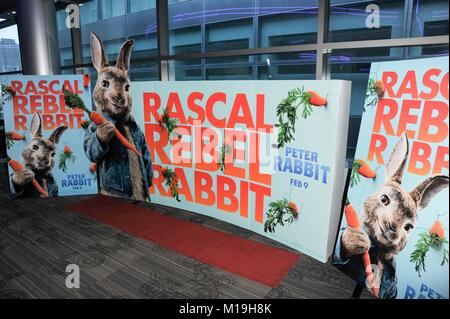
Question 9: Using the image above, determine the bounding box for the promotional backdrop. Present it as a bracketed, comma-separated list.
[131, 80, 351, 262]
[2, 75, 98, 198]
[333, 57, 449, 299]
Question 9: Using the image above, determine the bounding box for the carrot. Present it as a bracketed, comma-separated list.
[307, 91, 327, 106]
[89, 111, 142, 157]
[63, 90, 142, 157]
[8, 159, 49, 197]
[64, 145, 72, 154]
[344, 203, 379, 298]
[373, 80, 385, 97]
[6, 132, 25, 140]
[288, 201, 299, 217]
[356, 159, 376, 178]
[90, 163, 97, 173]
[5, 85, 16, 96]
[83, 74, 91, 88]
[430, 220, 445, 238]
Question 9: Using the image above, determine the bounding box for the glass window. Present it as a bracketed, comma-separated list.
[60, 67, 75, 75]
[169, 60, 203, 81]
[0, 25, 22, 73]
[100, 0, 126, 19]
[259, 0, 318, 47]
[169, 26, 201, 59]
[56, 8, 69, 31]
[79, 0, 157, 65]
[130, 61, 159, 81]
[411, 0, 449, 37]
[59, 48, 74, 67]
[130, 34, 158, 59]
[207, 19, 253, 53]
[257, 52, 316, 80]
[129, 0, 156, 13]
[80, 0, 98, 25]
[206, 66, 253, 80]
[329, 0, 406, 42]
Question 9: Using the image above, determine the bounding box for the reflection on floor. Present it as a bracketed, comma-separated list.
[0, 166, 373, 299]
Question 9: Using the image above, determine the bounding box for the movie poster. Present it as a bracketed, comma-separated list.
[130, 80, 351, 262]
[1, 75, 98, 198]
[332, 57, 449, 299]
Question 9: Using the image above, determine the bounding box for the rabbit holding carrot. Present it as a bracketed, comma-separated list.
[334, 133, 449, 298]
[83, 33, 153, 201]
[10, 113, 68, 198]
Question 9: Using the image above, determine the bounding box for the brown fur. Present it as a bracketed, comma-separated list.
[13, 113, 67, 188]
[90, 32, 145, 200]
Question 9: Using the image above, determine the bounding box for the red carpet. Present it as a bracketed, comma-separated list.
[68, 195, 300, 287]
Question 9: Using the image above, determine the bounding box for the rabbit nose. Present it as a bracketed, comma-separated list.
[113, 94, 125, 103]
[387, 221, 396, 232]
[38, 157, 49, 165]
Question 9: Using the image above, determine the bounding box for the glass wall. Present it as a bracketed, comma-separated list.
[56, 0, 158, 80]
[0, 24, 22, 73]
[1, 0, 448, 158]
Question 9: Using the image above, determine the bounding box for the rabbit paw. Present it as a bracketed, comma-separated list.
[341, 227, 371, 258]
[96, 122, 115, 145]
[12, 169, 35, 187]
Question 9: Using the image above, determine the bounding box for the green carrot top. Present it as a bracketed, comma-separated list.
[64, 89, 90, 114]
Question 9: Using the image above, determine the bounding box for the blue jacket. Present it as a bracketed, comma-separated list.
[10, 173, 58, 199]
[333, 228, 398, 299]
[83, 113, 153, 200]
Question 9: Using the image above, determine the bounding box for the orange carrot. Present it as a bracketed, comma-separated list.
[6, 132, 25, 140]
[344, 203, 379, 298]
[63, 90, 142, 157]
[83, 74, 91, 88]
[373, 80, 385, 97]
[307, 91, 327, 106]
[288, 201, 299, 217]
[430, 220, 445, 238]
[356, 159, 376, 178]
[89, 111, 142, 157]
[64, 145, 72, 154]
[8, 159, 49, 197]
[90, 163, 97, 173]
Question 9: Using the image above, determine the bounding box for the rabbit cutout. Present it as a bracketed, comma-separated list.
[84, 33, 153, 201]
[334, 133, 449, 298]
[10, 113, 68, 198]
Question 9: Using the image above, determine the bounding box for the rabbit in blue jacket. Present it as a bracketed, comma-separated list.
[84, 33, 153, 201]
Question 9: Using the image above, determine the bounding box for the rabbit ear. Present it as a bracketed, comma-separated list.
[29, 113, 42, 138]
[116, 39, 135, 72]
[48, 126, 68, 144]
[385, 133, 409, 184]
[91, 32, 108, 71]
[410, 175, 449, 210]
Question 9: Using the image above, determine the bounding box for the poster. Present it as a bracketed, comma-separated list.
[332, 57, 449, 299]
[128, 80, 351, 262]
[1, 75, 98, 198]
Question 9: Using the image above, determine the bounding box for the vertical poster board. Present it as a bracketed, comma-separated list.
[332, 57, 449, 299]
[1, 75, 98, 198]
[117, 80, 352, 262]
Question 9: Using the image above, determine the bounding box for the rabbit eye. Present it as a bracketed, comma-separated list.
[51, 152, 56, 157]
[380, 194, 390, 206]
[32, 145, 39, 151]
[404, 223, 414, 231]
[101, 80, 110, 88]
[125, 85, 130, 92]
